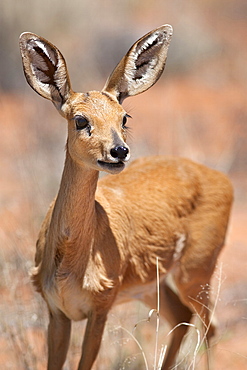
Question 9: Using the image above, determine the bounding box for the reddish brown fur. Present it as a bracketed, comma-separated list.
[19, 26, 233, 370]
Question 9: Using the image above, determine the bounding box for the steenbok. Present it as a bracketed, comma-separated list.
[19, 25, 233, 369]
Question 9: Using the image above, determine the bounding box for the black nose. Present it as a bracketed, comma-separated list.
[110, 145, 129, 160]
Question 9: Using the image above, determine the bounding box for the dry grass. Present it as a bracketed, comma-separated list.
[1, 250, 245, 370]
[1, 1, 247, 367]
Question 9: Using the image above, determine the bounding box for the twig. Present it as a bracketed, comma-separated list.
[154, 257, 160, 369]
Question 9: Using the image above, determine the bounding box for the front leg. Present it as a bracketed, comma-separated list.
[78, 310, 108, 370]
[48, 309, 71, 370]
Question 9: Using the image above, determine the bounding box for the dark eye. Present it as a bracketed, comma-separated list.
[75, 116, 90, 131]
[122, 114, 131, 128]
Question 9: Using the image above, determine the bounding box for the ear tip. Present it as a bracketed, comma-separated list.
[158, 24, 173, 38]
[19, 32, 38, 44]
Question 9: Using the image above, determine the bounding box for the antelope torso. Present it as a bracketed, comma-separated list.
[34, 156, 217, 322]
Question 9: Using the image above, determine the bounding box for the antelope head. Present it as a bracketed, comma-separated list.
[19, 25, 173, 174]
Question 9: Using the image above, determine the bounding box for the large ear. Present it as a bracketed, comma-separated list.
[19, 32, 72, 109]
[102, 25, 173, 103]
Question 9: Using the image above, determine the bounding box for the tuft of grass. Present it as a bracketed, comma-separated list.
[96, 262, 226, 370]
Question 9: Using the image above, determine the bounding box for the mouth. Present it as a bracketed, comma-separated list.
[97, 160, 125, 173]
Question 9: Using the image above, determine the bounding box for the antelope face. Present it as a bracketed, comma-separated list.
[63, 91, 130, 174]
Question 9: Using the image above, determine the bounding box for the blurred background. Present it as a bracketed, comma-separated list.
[0, 0, 246, 369]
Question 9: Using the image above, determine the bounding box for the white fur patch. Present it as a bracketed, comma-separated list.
[137, 32, 160, 56]
[173, 233, 186, 261]
[33, 40, 53, 63]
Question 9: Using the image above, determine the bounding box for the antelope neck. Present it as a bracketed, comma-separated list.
[51, 151, 99, 243]
[40, 151, 100, 289]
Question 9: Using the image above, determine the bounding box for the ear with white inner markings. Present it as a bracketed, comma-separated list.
[19, 32, 72, 109]
[102, 25, 173, 103]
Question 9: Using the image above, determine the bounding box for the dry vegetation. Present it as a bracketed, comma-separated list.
[0, 1, 247, 369]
